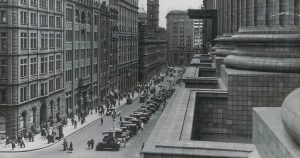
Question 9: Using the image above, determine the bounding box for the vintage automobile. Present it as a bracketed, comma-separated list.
[126, 98, 132, 104]
[96, 140, 120, 151]
[102, 128, 129, 143]
[124, 117, 142, 129]
[129, 113, 148, 123]
[139, 94, 148, 103]
[135, 108, 152, 116]
[133, 112, 150, 120]
[120, 123, 138, 135]
[141, 105, 156, 113]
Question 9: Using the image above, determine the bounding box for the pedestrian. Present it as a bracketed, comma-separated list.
[68, 141, 73, 153]
[140, 142, 145, 155]
[100, 117, 103, 126]
[11, 140, 16, 150]
[74, 120, 77, 128]
[63, 139, 68, 151]
[28, 131, 32, 142]
[71, 117, 74, 126]
[90, 138, 94, 149]
[132, 91, 134, 98]
[87, 140, 91, 149]
[119, 116, 123, 124]
[20, 139, 25, 148]
[141, 122, 144, 130]
[17, 135, 21, 147]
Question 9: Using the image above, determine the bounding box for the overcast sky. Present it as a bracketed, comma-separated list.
[138, 0, 203, 28]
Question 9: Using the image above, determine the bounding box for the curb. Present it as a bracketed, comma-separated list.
[0, 96, 141, 153]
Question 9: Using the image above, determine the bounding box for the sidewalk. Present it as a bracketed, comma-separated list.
[0, 92, 140, 153]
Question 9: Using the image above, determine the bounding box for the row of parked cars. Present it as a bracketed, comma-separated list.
[95, 88, 175, 151]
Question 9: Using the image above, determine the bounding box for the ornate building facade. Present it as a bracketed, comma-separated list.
[0, 0, 64, 138]
[117, 0, 139, 93]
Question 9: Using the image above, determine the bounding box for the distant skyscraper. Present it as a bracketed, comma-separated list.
[147, 0, 159, 34]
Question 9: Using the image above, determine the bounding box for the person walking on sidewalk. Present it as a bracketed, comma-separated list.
[71, 117, 74, 126]
[68, 141, 73, 153]
[100, 117, 103, 126]
[87, 140, 91, 149]
[20, 139, 25, 148]
[140, 142, 145, 155]
[63, 139, 68, 151]
[11, 140, 16, 150]
[74, 120, 77, 128]
[90, 138, 95, 149]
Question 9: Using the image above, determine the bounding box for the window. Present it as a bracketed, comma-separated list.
[39, 0, 47, 9]
[81, 49, 85, 59]
[0, 59, 7, 79]
[49, 33, 54, 48]
[41, 33, 48, 49]
[56, 77, 61, 90]
[94, 32, 98, 41]
[81, 30, 85, 41]
[94, 13, 99, 26]
[0, 32, 7, 50]
[66, 6, 73, 22]
[31, 0, 37, 6]
[0, 89, 6, 103]
[20, 32, 28, 50]
[49, 56, 54, 72]
[40, 14, 47, 27]
[87, 32, 91, 41]
[20, 11, 28, 25]
[40, 57, 48, 74]
[56, 33, 62, 48]
[20, 86, 28, 102]
[80, 67, 85, 77]
[30, 83, 38, 99]
[75, 31, 79, 41]
[75, 49, 79, 60]
[0, 10, 7, 23]
[49, 0, 54, 11]
[56, 54, 61, 70]
[94, 48, 98, 57]
[66, 30, 73, 42]
[40, 82, 47, 96]
[65, 70, 72, 82]
[30, 13, 37, 26]
[75, 68, 79, 79]
[86, 65, 91, 76]
[21, 0, 28, 5]
[75, 10, 80, 23]
[93, 64, 97, 74]
[56, 0, 62, 12]
[66, 50, 73, 62]
[49, 79, 54, 93]
[30, 57, 37, 76]
[49, 15, 55, 28]
[30, 33, 37, 49]
[56, 16, 62, 28]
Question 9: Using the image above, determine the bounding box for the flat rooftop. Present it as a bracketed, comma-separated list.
[143, 88, 254, 158]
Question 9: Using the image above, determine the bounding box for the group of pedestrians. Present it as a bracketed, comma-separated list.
[87, 138, 95, 149]
[63, 139, 73, 152]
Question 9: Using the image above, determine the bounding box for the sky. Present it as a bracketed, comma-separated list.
[138, 0, 203, 28]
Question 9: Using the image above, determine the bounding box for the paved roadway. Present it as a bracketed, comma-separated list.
[2, 77, 175, 158]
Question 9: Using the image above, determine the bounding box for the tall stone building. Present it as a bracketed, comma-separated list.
[0, 0, 64, 138]
[138, 0, 167, 84]
[166, 10, 194, 66]
[117, 0, 139, 93]
[64, 0, 109, 117]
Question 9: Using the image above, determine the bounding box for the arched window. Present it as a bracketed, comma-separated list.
[81, 12, 86, 23]
[75, 10, 80, 23]
[87, 13, 92, 25]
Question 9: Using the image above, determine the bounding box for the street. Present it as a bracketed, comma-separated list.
[1, 76, 177, 158]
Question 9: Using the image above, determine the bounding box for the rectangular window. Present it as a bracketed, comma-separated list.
[41, 33, 48, 49]
[75, 68, 79, 79]
[65, 70, 72, 82]
[75, 49, 79, 60]
[80, 67, 85, 77]
[40, 57, 48, 74]
[56, 54, 61, 70]
[0, 59, 7, 79]
[21, 32, 28, 50]
[20, 58, 28, 78]
[49, 33, 54, 48]
[31, 0, 37, 6]
[66, 7, 73, 22]
[56, 77, 61, 90]
[0, 10, 7, 23]
[49, 79, 54, 93]
[94, 32, 98, 41]
[66, 50, 73, 62]
[49, 0, 54, 11]
[75, 31, 79, 41]
[56, 33, 62, 48]
[30, 33, 37, 49]
[93, 64, 97, 74]
[21, 0, 28, 4]
[0, 32, 7, 50]
[81, 49, 85, 59]
[39, 14, 48, 27]
[66, 30, 73, 42]
[30, 12, 37, 26]
[39, 0, 47, 9]
[49, 15, 55, 28]
[30, 83, 38, 99]
[56, 0, 62, 12]
[20, 86, 28, 102]
[20, 11, 28, 25]
[30, 57, 37, 76]
[56, 16, 62, 28]
[49, 56, 54, 72]
[40, 82, 47, 96]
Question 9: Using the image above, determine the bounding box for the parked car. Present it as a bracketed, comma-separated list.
[96, 140, 120, 151]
